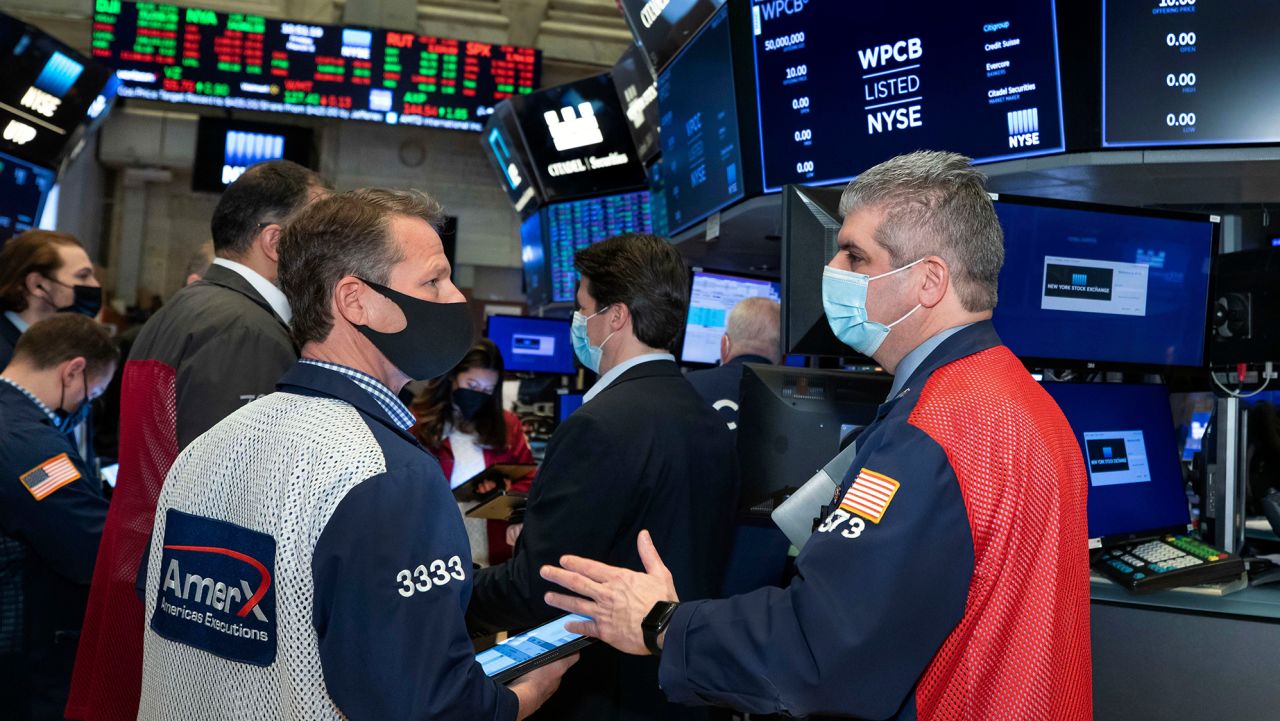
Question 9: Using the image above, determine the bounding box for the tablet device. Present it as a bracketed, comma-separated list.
[465, 491, 528, 521]
[452, 464, 537, 500]
[476, 613, 595, 684]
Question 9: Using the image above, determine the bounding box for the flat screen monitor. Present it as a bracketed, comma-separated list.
[737, 364, 891, 510]
[656, 5, 744, 235]
[749, 0, 1065, 192]
[992, 194, 1218, 371]
[1102, 0, 1280, 147]
[510, 73, 647, 203]
[780, 183, 850, 357]
[483, 101, 543, 217]
[681, 270, 780, 365]
[486, 315, 575, 375]
[520, 212, 550, 308]
[95, 0, 540, 132]
[611, 43, 659, 163]
[1040, 382, 1191, 544]
[191, 117, 314, 192]
[0, 12, 119, 167]
[0, 150, 55, 244]
[543, 190, 653, 304]
[618, 0, 726, 72]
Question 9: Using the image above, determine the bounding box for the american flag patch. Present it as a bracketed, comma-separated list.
[20, 453, 81, 501]
[838, 469, 901, 524]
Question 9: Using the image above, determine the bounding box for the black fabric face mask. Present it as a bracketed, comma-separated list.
[453, 388, 492, 422]
[354, 278, 474, 382]
[44, 278, 103, 318]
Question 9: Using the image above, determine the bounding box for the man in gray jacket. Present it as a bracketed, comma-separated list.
[67, 160, 328, 721]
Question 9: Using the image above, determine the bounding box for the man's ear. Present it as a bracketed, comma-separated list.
[333, 276, 370, 326]
[918, 256, 950, 309]
[60, 356, 88, 385]
[258, 224, 284, 264]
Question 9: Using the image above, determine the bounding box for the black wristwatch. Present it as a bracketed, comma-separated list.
[642, 601, 680, 656]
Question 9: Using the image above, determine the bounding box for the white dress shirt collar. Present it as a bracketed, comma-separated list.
[583, 352, 675, 404]
[212, 257, 292, 324]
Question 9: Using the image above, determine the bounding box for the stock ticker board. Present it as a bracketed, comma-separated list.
[91, 0, 541, 131]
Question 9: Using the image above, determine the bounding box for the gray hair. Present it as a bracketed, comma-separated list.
[279, 188, 446, 347]
[838, 150, 1003, 311]
[725, 296, 781, 363]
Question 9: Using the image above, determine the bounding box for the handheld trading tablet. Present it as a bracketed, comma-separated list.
[476, 614, 595, 684]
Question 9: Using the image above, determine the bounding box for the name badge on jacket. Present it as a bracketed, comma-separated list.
[150, 509, 278, 666]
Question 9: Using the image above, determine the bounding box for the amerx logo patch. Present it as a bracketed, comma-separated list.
[151, 509, 277, 666]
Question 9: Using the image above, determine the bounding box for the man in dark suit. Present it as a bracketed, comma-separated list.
[68, 160, 328, 721]
[470, 233, 739, 721]
[686, 296, 781, 433]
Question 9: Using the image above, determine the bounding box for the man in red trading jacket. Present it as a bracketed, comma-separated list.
[67, 160, 328, 721]
[541, 151, 1093, 721]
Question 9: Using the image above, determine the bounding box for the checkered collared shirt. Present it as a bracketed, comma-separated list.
[297, 359, 415, 430]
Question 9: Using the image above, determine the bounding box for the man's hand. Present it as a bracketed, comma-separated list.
[506, 523, 524, 547]
[509, 654, 578, 721]
[539, 530, 678, 656]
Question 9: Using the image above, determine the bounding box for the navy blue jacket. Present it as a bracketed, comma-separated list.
[0, 314, 20, 370]
[684, 354, 772, 432]
[136, 362, 516, 720]
[656, 322, 1094, 720]
[0, 380, 108, 721]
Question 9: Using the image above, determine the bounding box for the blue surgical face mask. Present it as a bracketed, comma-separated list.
[822, 258, 924, 357]
[571, 306, 615, 373]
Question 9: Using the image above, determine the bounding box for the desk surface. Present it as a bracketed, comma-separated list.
[1091, 576, 1280, 621]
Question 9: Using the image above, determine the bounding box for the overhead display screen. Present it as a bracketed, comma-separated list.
[0, 150, 55, 243]
[611, 43, 660, 163]
[1, 12, 119, 167]
[1102, 0, 1280, 147]
[92, 0, 540, 132]
[544, 190, 653, 303]
[618, 0, 726, 72]
[657, 5, 743, 234]
[510, 73, 647, 203]
[482, 101, 542, 216]
[750, 0, 1065, 192]
[191, 117, 314, 192]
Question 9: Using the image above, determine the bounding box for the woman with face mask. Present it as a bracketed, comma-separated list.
[413, 338, 536, 567]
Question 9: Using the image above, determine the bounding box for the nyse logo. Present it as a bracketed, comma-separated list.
[21, 87, 62, 118]
[35, 52, 84, 98]
[1008, 107, 1040, 148]
[3, 120, 37, 145]
[545, 102, 604, 152]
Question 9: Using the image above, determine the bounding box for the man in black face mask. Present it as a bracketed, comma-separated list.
[0, 230, 103, 370]
[134, 188, 575, 721]
[0, 313, 117, 721]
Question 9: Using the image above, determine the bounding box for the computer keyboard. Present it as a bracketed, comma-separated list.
[1094, 534, 1246, 593]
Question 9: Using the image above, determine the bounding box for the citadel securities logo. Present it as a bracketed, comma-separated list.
[151, 509, 278, 666]
[544, 102, 604, 152]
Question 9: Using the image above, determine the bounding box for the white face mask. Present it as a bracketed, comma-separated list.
[571, 307, 616, 372]
[822, 258, 924, 357]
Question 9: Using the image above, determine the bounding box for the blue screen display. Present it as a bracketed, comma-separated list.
[1041, 383, 1189, 541]
[992, 200, 1215, 368]
[750, 0, 1064, 192]
[487, 315, 575, 374]
[0, 150, 54, 243]
[558, 392, 584, 421]
[544, 191, 653, 303]
[520, 213, 549, 308]
[657, 5, 743, 234]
